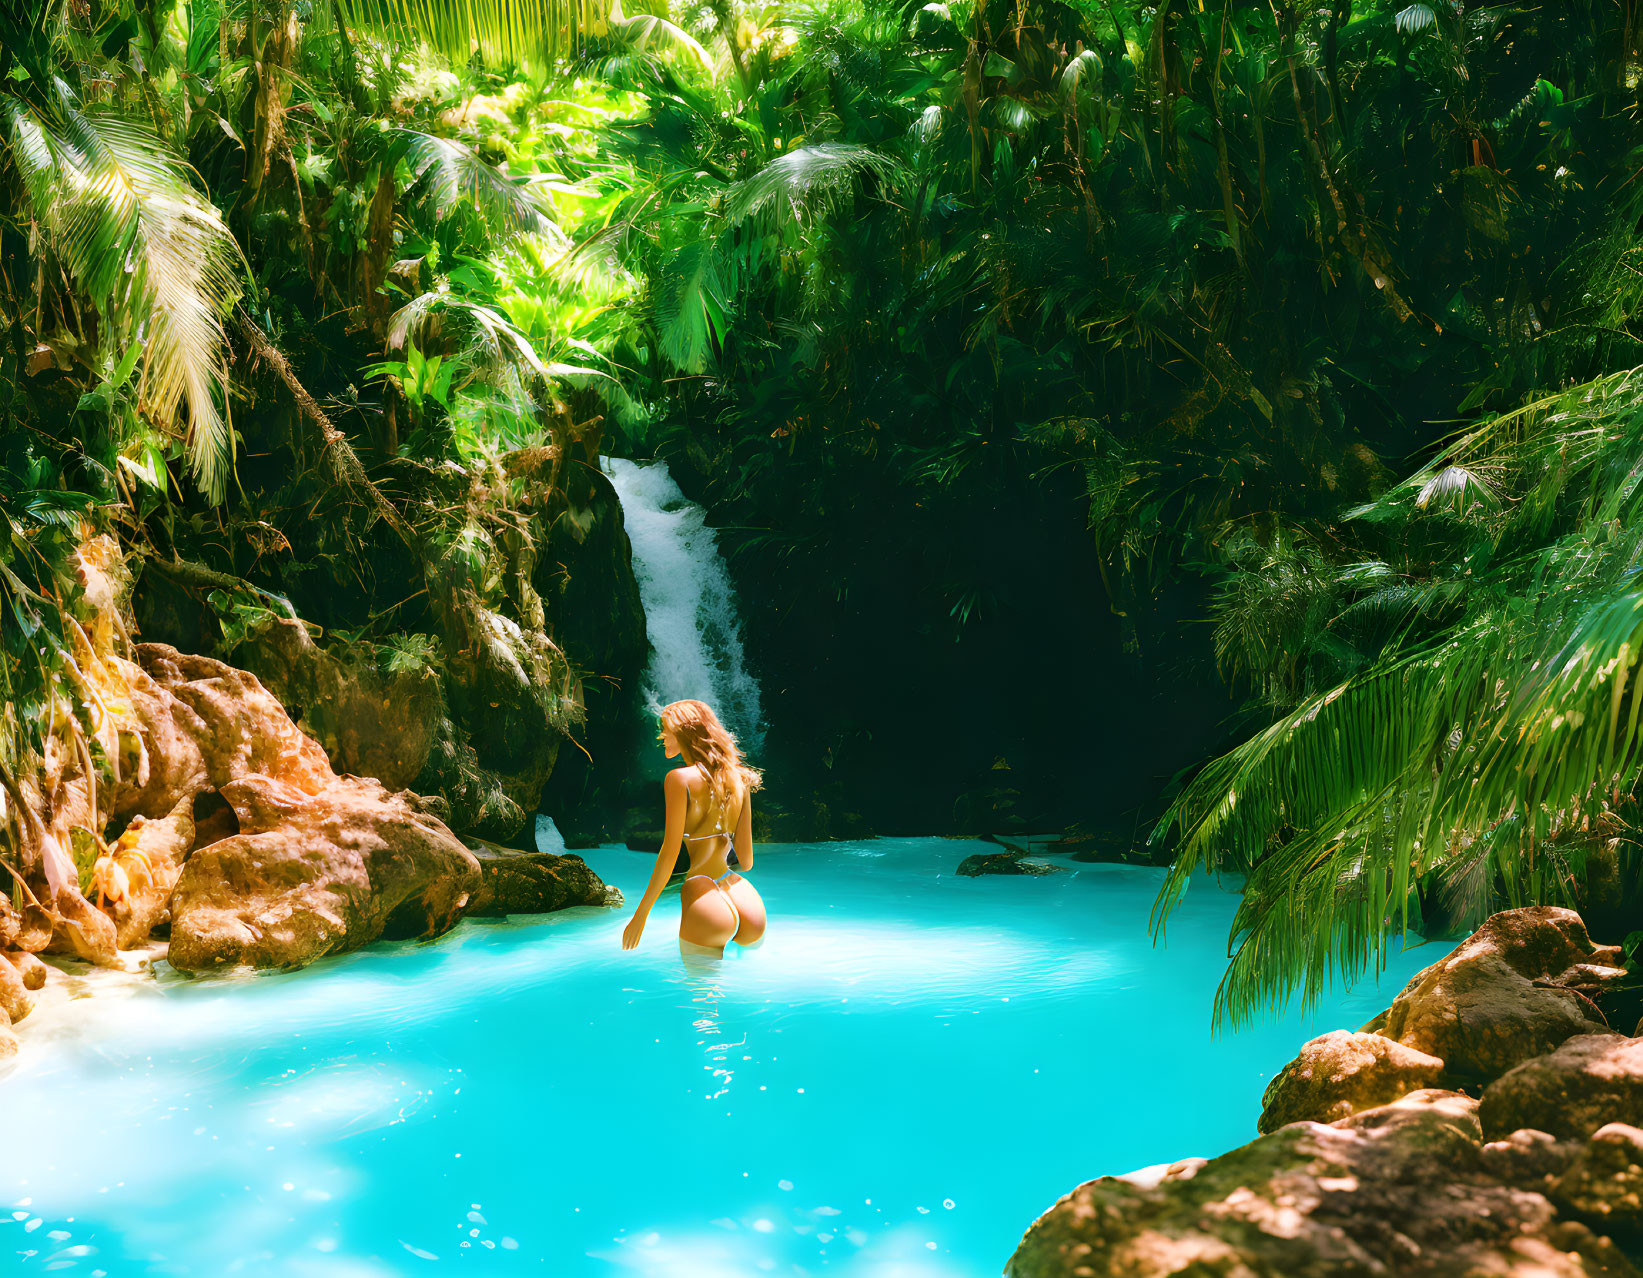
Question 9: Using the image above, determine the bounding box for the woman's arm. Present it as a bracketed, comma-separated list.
[622, 769, 688, 950]
[736, 786, 754, 873]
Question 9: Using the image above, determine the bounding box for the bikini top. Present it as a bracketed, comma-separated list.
[684, 828, 740, 871]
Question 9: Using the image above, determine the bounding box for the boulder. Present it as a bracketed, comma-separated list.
[111, 645, 334, 824]
[1481, 1035, 1643, 1142]
[1258, 1030, 1445, 1132]
[0, 953, 33, 1024]
[1007, 1089, 1636, 1278]
[2, 950, 48, 992]
[1481, 1127, 1582, 1190]
[137, 646, 335, 797]
[168, 773, 480, 971]
[957, 853, 1062, 877]
[1555, 1123, 1643, 1235]
[463, 842, 622, 916]
[1374, 907, 1620, 1084]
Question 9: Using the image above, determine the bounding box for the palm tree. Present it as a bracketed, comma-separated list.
[0, 0, 243, 503]
[1152, 370, 1643, 1028]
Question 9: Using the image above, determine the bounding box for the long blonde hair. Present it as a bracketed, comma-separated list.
[660, 700, 762, 823]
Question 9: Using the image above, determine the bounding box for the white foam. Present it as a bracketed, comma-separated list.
[534, 814, 568, 856]
[603, 458, 764, 748]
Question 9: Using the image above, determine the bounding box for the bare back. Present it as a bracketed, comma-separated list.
[676, 765, 745, 877]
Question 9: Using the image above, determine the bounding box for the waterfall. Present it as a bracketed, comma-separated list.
[603, 458, 764, 749]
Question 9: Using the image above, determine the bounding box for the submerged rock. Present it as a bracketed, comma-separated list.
[463, 841, 622, 916]
[1372, 907, 1621, 1085]
[1007, 1089, 1636, 1277]
[1258, 1029, 1445, 1132]
[956, 853, 1062, 877]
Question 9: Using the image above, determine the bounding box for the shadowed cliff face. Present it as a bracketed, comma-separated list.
[135, 448, 650, 846]
[658, 456, 1235, 841]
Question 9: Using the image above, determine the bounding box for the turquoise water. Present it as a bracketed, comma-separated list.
[3, 839, 1439, 1277]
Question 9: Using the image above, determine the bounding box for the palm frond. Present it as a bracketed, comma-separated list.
[390, 129, 557, 240]
[724, 143, 906, 227]
[654, 237, 730, 373]
[340, 0, 611, 64]
[606, 5, 714, 76]
[4, 95, 243, 502]
[388, 292, 614, 390]
[1154, 371, 1643, 1028]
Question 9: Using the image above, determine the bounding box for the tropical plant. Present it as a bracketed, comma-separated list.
[1153, 371, 1643, 1027]
[0, 2, 245, 502]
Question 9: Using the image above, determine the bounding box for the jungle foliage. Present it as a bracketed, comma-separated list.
[0, 0, 1641, 1018]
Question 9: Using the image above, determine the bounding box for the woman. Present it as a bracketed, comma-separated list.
[621, 699, 767, 955]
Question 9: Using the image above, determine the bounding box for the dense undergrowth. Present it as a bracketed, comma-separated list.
[1, 0, 1641, 1016]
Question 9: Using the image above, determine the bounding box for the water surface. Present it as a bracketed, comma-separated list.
[3, 839, 1440, 1276]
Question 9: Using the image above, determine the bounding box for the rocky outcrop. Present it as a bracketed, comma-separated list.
[1008, 1089, 1636, 1277]
[1370, 907, 1622, 1084]
[168, 773, 480, 970]
[2, 528, 627, 1062]
[1258, 1030, 1445, 1132]
[237, 617, 445, 794]
[1011, 906, 1643, 1275]
[463, 841, 622, 916]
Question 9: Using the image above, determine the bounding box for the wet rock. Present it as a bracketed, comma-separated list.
[168, 773, 480, 971]
[1258, 1030, 1445, 1132]
[1047, 826, 1165, 866]
[1481, 1034, 1643, 1142]
[1007, 1089, 1635, 1278]
[2, 950, 48, 991]
[1375, 907, 1620, 1084]
[0, 952, 34, 1024]
[463, 841, 622, 916]
[957, 853, 1062, 877]
[535, 462, 648, 689]
[1555, 1123, 1643, 1235]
